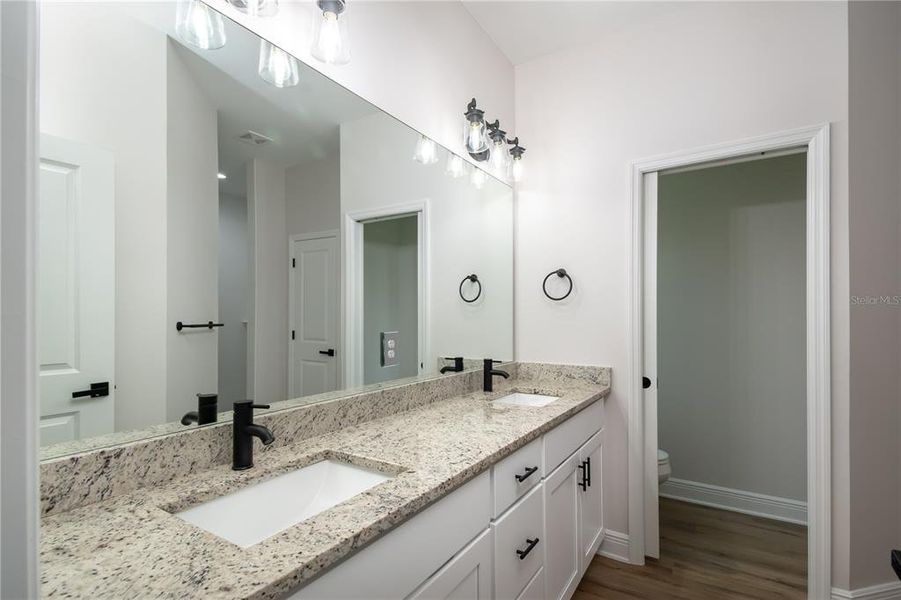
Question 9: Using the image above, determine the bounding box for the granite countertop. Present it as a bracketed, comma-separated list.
[41, 379, 609, 599]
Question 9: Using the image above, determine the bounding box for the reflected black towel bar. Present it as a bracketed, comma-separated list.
[176, 321, 224, 332]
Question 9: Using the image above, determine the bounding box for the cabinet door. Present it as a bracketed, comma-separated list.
[543, 453, 581, 600]
[410, 529, 493, 600]
[578, 430, 604, 573]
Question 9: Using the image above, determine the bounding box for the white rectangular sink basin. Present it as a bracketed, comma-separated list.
[494, 392, 560, 407]
[176, 459, 392, 548]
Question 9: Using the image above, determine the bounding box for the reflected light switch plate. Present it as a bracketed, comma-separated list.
[381, 331, 399, 367]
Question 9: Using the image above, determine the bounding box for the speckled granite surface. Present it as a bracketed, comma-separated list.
[40, 370, 609, 600]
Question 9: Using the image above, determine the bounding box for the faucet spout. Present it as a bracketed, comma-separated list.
[483, 358, 510, 392]
[245, 424, 274, 445]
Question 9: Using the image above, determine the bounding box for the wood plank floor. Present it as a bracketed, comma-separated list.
[574, 498, 807, 599]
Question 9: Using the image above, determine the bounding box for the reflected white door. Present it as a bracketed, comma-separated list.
[38, 134, 115, 446]
[290, 234, 338, 398]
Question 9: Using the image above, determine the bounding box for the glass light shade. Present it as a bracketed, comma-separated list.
[510, 156, 524, 182]
[176, 0, 227, 50]
[227, 0, 278, 17]
[311, 8, 350, 65]
[490, 140, 509, 172]
[463, 120, 488, 154]
[413, 135, 439, 165]
[471, 167, 487, 190]
[446, 154, 465, 178]
[258, 40, 300, 88]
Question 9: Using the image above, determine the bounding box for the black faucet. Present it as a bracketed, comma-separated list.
[181, 393, 218, 426]
[232, 401, 275, 470]
[440, 357, 465, 374]
[483, 358, 510, 392]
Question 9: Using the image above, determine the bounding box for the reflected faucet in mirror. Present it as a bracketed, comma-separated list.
[181, 393, 219, 426]
[440, 357, 464, 374]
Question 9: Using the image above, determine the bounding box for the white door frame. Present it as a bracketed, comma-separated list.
[288, 229, 340, 396]
[627, 124, 831, 599]
[343, 200, 431, 388]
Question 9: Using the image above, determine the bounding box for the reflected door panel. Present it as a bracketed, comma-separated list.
[38, 134, 115, 446]
[290, 235, 339, 398]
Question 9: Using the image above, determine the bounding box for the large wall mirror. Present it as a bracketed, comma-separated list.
[38, 1, 513, 458]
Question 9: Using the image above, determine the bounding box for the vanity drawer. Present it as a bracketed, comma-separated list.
[517, 567, 545, 600]
[492, 437, 543, 517]
[544, 400, 603, 473]
[492, 484, 544, 600]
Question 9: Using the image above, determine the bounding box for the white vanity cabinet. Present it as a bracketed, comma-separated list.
[285, 400, 604, 600]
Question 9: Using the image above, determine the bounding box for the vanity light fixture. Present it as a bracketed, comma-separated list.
[311, 0, 350, 65]
[463, 98, 489, 155]
[258, 40, 300, 88]
[470, 166, 487, 190]
[217, 172, 227, 180]
[446, 154, 465, 178]
[413, 135, 439, 165]
[175, 0, 227, 50]
[508, 137, 526, 182]
[488, 122, 509, 173]
[227, 0, 278, 17]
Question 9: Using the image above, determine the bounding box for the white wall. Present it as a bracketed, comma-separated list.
[848, 1, 901, 589]
[658, 154, 806, 502]
[340, 112, 514, 369]
[363, 216, 419, 384]
[218, 192, 249, 405]
[248, 159, 289, 404]
[165, 40, 220, 422]
[215, 0, 514, 173]
[513, 1, 849, 584]
[39, 3, 169, 432]
[286, 151, 340, 236]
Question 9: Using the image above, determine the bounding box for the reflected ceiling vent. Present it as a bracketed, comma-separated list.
[237, 130, 274, 146]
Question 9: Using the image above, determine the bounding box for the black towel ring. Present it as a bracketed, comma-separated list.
[543, 268, 573, 301]
[459, 274, 482, 303]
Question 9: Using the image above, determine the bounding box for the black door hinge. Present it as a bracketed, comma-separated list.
[292, 258, 296, 268]
[291, 330, 295, 340]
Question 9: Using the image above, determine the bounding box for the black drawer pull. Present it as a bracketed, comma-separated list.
[514, 466, 538, 483]
[516, 538, 540, 560]
[578, 460, 588, 491]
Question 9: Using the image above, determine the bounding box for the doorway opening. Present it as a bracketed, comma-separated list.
[650, 152, 808, 596]
[627, 125, 831, 598]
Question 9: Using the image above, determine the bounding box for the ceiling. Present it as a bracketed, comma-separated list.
[460, 1, 681, 66]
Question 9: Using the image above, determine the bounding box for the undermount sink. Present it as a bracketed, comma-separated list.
[494, 392, 560, 407]
[175, 459, 393, 548]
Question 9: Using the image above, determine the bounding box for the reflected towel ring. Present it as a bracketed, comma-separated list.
[459, 274, 482, 303]
[543, 268, 573, 301]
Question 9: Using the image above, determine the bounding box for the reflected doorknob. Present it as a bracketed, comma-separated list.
[319, 349, 336, 357]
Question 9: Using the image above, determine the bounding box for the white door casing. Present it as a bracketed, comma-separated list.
[38, 133, 115, 445]
[628, 124, 831, 599]
[641, 171, 660, 559]
[289, 232, 339, 399]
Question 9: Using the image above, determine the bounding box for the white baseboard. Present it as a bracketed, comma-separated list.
[660, 478, 807, 525]
[597, 529, 630, 563]
[831, 582, 901, 599]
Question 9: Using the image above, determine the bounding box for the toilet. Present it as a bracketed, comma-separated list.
[657, 449, 671, 484]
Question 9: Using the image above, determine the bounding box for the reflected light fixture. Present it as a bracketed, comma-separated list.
[217, 172, 227, 180]
[176, 0, 227, 50]
[413, 135, 439, 165]
[471, 167, 487, 190]
[508, 137, 526, 182]
[227, 0, 278, 17]
[258, 40, 300, 88]
[463, 98, 488, 154]
[311, 0, 350, 65]
[446, 154, 465, 178]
